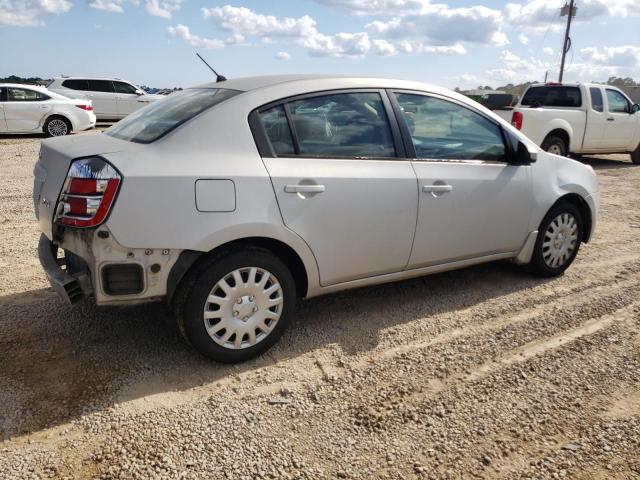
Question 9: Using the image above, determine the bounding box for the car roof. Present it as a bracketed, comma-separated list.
[53, 76, 131, 82]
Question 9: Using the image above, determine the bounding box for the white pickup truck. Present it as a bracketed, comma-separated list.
[495, 83, 640, 164]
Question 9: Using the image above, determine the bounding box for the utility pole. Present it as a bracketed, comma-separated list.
[558, 0, 577, 83]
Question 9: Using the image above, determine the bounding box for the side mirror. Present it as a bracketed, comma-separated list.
[506, 129, 537, 165]
[631, 104, 640, 114]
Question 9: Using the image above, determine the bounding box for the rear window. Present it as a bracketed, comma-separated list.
[106, 88, 239, 144]
[521, 86, 582, 108]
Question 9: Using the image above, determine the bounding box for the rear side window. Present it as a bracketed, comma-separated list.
[88, 80, 115, 93]
[590, 87, 604, 112]
[259, 106, 295, 156]
[114, 81, 139, 94]
[62, 79, 89, 90]
[7, 88, 49, 101]
[606, 89, 630, 113]
[521, 86, 582, 108]
[284, 92, 396, 158]
[106, 88, 239, 143]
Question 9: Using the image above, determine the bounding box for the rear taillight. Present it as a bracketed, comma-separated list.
[511, 111, 523, 131]
[55, 157, 121, 228]
[76, 104, 93, 111]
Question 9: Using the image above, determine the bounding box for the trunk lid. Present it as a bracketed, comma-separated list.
[33, 132, 130, 240]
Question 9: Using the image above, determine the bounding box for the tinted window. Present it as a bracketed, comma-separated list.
[590, 87, 604, 112]
[87, 80, 115, 93]
[62, 79, 89, 90]
[521, 86, 582, 107]
[106, 88, 239, 143]
[606, 89, 630, 113]
[7, 88, 49, 101]
[0, 88, 6, 102]
[395, 93, 506, 162]
[259, 105, 295, 156]
[283, 92, 396, 158]
[114, 81, 139, 94]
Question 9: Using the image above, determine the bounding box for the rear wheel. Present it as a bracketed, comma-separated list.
[527, 202, 583, 277]
[44, 116, 71, 137]
[173, 248, 296, 363]
[541, 135, 568, 157]
[631, 145, 640, 165]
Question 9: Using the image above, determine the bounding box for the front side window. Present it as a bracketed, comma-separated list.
[590, 87, 604, 112]
[521, 86, 582, 108]
[259, 105, 295, 156]
[114, 81, 139, 94]
[106, 88, 239, 143]
[286, 92, 396, 158]
[88, 80, 115, 93]
[62, 79, 89, 91]
[606, 89, 630, 113]
[395, 93, 506, 161]
[7, 88, 49, 101]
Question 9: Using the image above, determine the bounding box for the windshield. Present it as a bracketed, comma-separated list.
[106, 88, 240, 143]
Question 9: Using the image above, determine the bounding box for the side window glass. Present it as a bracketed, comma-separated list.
[7, 88, 48, 101]
[258, 105, 295, 156]
[88, 80, 115, 93]
[286, 92, 396, 158]
[590, 88, 604, 113]
[114, 82, 139, 94]
[62, 79, 88, 90]
[395, 93, 506, 161]
[0, 88, 6, 102]
[606, 89, 630, 113]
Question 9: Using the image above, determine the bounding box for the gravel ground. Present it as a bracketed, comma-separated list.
[0, 132, 639, 479]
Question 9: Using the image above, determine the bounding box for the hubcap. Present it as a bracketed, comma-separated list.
[542, 213, 578, 268]
[203, 267, 283, 350]
[48, 119, 68, 136]
[547, 144, 563, 156]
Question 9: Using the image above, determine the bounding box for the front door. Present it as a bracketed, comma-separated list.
[255, 91, 418, 286]
[602, 89, 639, 150]
[86, 79, 118, 118]
[114, 81, 142, 117]
[392, 92, 532, 268]
[4, 87, 50, 132]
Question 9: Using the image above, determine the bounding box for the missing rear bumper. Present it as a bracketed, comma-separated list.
[38, 234, 87, 304]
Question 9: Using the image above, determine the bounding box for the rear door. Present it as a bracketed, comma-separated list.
[86, 80, 118, 118]
[582, 86, 607, 150]
[391, 91, 531, 268]
[603, 88, 638, 150]
[252, 90, 419, 286]
[4, 87, 51, 131]
[114, 81, 141, 117]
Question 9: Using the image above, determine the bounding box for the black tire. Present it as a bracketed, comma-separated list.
[631, 145, 640, 165]
[527, 202, 583, 277]
[43, 116, 71, 137]
[541, 135, 568, 157]
[172, 248, 296, 363]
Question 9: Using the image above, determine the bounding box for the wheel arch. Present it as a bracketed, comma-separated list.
[43, 113, 73, 133]
[543, 128, 571, 152]
[550, 193, 593, 243]
[167, 236, 310, 304]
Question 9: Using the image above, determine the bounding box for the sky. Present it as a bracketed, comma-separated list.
[1, 0, 639, 89]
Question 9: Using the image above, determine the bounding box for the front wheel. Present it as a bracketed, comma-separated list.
[631, 145, 640, 165]
[44, 116, 71, 137]
[541, 135, 568, 157]
[173, 249, 296, 363]
[527, 202, 583, 277]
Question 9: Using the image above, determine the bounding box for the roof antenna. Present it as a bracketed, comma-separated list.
[196, 52, 227, 82]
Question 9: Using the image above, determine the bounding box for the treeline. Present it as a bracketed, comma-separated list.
[458, 77, 639, 96]
[0, 75, 50, 85]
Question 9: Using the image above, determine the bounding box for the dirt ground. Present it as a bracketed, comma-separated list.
[0, 132, 639, 480]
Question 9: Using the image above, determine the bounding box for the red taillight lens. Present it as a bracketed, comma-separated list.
[76, 104, 93, 111]
[55, 157, 121, 228]
[511, 111, 523, 131]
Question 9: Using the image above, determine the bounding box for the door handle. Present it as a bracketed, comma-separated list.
[607, 118, 615, 122]
[423, 184, 452, 193]
[284, 184, 325, 194]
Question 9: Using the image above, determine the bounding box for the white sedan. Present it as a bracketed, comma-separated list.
[0, 84, 96, 136]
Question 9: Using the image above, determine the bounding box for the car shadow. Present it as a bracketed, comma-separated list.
[578, 155, 637, 171]
[0, 259, 555, 439]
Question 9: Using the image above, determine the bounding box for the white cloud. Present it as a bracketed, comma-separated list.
[88, 0, 122, 12]
[580, 46, 640, 68]
[371, 39, 396, 56]
[543, 47, 554, 56]
[167, 24, 225, 49]
[275, 51, 291, 61]
[313, 0, 429, 15]
[202, 5, 316, 37]
[145, 0, 181, 19]
[518, 33, 528, 45]
[0, 0, 71, 26]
